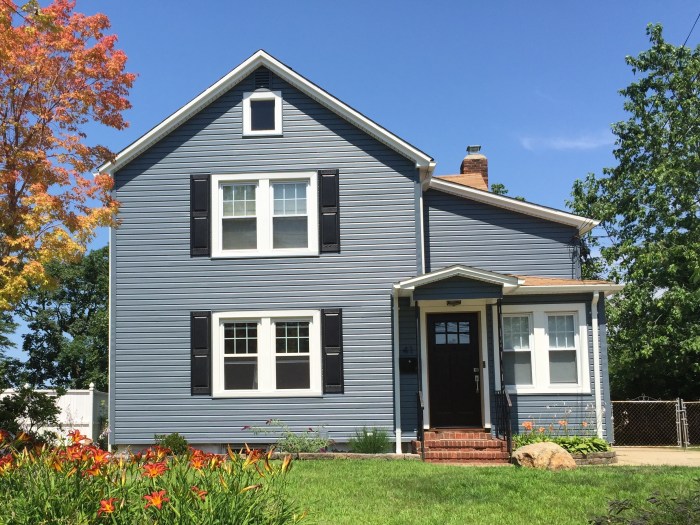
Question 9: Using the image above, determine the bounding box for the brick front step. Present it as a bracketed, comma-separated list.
[423, 450, 510, 461]
[422, 439, 505, 450]
[422, 431, 493, 441]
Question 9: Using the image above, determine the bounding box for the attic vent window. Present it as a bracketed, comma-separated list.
[243, 91, 282, 136]
[254, 69, 271, 89]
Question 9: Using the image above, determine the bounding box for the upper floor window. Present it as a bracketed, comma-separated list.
[243, 91, 282, 136]
[211, 173, 318, 258]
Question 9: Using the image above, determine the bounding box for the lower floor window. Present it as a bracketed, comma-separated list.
[499, 304, 589, 394]
[213, 311, 321, 397]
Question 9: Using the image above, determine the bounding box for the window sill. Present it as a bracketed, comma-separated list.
[211, 248, 319, 259]
[212, 390, 323, 399]
[505, 385, 591, 395]
[242, 131, 283, 137]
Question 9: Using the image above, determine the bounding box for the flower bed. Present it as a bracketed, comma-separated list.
[0, 430, 306, 524]
[513, 420, 612, 456]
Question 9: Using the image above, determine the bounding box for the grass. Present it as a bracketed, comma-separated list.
[288, 460, 699, 525]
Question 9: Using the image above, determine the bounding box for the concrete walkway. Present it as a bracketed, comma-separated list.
[614, 447, 700, 467]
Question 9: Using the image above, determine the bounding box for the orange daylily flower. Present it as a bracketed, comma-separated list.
[142, 461, 168, 478]
[67, 429, 91, 445]
[0, 430, 11, 443]
[521, 421, 533, 431]
[97, 497, 118, 516]
[191, 485, 207, 501]
[189, 455, 205, 470]
[144, 490, 170, 510]
[538, 427, 545, 433]
[0, 455, 14, 473]
[582, 421, 589, 428]
[83, 464, 102, 477]
[558, 420, 568, 427]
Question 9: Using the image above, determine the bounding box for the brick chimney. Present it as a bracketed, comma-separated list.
[459, 145, 488, 190]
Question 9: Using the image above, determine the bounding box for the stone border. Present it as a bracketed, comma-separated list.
[269, 452, 421, 461]
[571, 451, 617, 466]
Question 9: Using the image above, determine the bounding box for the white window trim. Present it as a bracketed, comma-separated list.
[499, 303, 590, 395]
[502, 313, 535, 387]
[243, 90, 282, 136]
[212, 310, 322, 398]
[211, 172, 319, 258]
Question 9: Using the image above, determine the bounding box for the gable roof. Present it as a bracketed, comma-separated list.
[427, 177, 599, 235]
[394, 264, 622, 297]
[98, 50, 434, 175]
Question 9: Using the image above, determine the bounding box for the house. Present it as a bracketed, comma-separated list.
[99, 50, 621, 461]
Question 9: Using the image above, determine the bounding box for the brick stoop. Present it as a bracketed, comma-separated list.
[412, 430, 510, 464]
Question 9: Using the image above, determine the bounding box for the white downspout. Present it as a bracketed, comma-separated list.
[591, 292, 603, 438]
[392, 289, 402, 453]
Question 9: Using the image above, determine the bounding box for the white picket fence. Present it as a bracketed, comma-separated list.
[1, 384, 108, 443]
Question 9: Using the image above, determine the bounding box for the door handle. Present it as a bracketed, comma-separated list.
[474, 374, 480, 394]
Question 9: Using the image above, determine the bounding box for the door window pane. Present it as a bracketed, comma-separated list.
[549, 350, 578, 383]
[503, 352, 533, 385]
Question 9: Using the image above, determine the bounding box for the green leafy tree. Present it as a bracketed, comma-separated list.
[18, 246, 109, 391]
[490, 183, 525, 201]
[570, 24, 700, 399]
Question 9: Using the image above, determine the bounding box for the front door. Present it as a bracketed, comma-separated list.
[427, 313, 482, 427]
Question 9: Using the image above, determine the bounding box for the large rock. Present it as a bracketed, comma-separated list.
[512, 442, 577, 470]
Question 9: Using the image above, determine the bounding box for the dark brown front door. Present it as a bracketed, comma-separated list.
[427, 313, 482, 427]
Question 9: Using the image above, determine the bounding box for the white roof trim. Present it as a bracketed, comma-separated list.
[428, 178, 599, 235]
[98, 50, 433, 175]
[510, 283, 624, 296]
[394, 264, 522, 293]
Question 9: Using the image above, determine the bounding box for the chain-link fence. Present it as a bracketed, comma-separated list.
[613, 400, 681, 446]
[684, 401, 700, 446]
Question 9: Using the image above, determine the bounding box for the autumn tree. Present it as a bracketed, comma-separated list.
[0, 0, 134, 312]
[570, 25, 700, 399]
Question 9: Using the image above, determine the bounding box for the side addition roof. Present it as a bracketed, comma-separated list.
[427, 177, 599, 235]
[98, 50, 435, 175]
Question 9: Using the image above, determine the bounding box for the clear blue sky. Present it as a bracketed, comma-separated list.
[6, 1, 700, 355]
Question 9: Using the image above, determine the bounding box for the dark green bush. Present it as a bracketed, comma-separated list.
[153, 432, 189, 455]
[348, 427, 391, 453]
[590, 482, 700, 524]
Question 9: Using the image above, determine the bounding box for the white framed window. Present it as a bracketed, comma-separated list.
[243, 91, 282, 136]
[211, 173, 318, 258]
[499, 303, 590, 394]
[212, 310, 322, 397]
[502, 314, 533, 386]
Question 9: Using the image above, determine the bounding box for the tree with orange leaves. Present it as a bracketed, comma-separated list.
[0, 0, 134, 311]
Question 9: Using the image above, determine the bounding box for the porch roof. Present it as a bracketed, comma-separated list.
[393, 265, 623, 298]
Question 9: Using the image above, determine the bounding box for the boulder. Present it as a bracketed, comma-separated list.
[512, 442, 577, 470]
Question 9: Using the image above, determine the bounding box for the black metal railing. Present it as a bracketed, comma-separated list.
[417, 391, 425, 460]
[494, 388, 513, 456]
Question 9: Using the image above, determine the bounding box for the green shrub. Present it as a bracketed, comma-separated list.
[249, 420, 332, 455]
[590, 482, 700, 524]
[154, 432, 189, 455]
[348, 427, 391, 453]
[513, 433, 610, 454]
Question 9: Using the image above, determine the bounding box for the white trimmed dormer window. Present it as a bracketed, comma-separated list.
[499, 303, 590, 394]
[211, 172, 319, 258]
[243, 91, 282, 136]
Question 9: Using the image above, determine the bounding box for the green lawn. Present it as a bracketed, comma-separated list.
[288, 460, 699, 525]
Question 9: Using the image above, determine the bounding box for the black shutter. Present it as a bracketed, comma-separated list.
[191, 311, 211, 395]
[318, 169, 340, 253]
[321, 308, 343, 393]
[190, 174, 210, 257]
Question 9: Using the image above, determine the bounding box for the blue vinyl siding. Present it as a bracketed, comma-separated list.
[413, 276, 502, 301]
[111, 69, 419, 445]
[424, 189, 580, 278]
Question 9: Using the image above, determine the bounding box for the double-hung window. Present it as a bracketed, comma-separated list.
[502, 315, 533, 386]
[212, 310, 322, 397]
[211, 173, 318, 258]
[498, 304, 589, 394]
